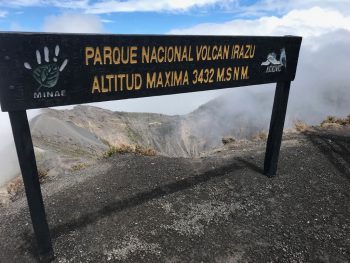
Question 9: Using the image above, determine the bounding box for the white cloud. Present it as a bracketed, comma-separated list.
[169, 7, 350, 39]
[288, 30, 350, 124]
[0, 0, 41, 6]
[0, 0, 88, 9]
[0, 10, 7, 17]
[237, 0, 350, 17]
[0, 111, 18, 186]
[85, 0, 235, 14]
[0, 109, 41, 186]
[0, 0, 350, 17]
[0, 0, 236, 13]
[42, 13, 105, 33]
[101, 19, 114, 23]
[167, 6, 350, 127]
[1, 0, 349, 16]
[50, 0, 89, 9]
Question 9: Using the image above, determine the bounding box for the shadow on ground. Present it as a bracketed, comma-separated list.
[303, 129, 350, 182]
[2, 131, 350, 262]
[50, 157, 263, 240]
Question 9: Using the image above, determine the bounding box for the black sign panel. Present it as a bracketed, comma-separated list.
[0, 32, 301, 112]
[1, 32, 302, 259]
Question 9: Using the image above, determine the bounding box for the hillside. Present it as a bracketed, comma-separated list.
[0, 126, 349, 262]
[26, 98, 271, 179]
[30, 95, 271, 157]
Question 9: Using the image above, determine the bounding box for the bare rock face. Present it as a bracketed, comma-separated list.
[31, 113, 108, 156]
[31, 107, 197, 158]
[30, 106, 206, 158]
[29, 95, 271, 160]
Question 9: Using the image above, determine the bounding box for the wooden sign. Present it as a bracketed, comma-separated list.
[0, 32, 302, 262]
[0, 33, 301, 111]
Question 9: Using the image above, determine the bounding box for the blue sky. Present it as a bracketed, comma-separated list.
[0, 1, 349, 35]
[0, 1, 348, 35]
[0, 0, 326, 33]
[0, 1, 266, 33]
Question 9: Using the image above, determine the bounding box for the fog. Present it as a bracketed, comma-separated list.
[210, 30, 350, 134]
[1, 29, 350, 186]
[288, 30, 350, 124]
[191, 30, 350, 146]
[0, 110, 41, 186]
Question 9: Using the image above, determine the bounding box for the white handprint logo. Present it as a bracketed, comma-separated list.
[24, 45, 68, 91]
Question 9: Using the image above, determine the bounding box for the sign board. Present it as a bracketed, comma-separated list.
[0, 32, 301, 261]
[0, 33, 301, 111]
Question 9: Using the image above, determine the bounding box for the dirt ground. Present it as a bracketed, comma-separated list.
[0, 129, 349, 262]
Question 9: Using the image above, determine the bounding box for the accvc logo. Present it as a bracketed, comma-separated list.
[261, 48, 286, 73]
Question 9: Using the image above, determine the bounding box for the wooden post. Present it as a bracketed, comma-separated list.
[264, 81, 291, 177]
[8, 111, 54, 262]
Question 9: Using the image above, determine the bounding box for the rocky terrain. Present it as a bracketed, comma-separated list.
[24, 97, 271, 180]
[31, 95, 271, 156]
[0, 124, 349, 262]
[0, 100, 349, 262]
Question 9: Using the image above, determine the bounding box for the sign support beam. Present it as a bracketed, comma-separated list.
[8, 110, 54, 262]
[0, 32, 302, 259]
[264, 81, 291, 177]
